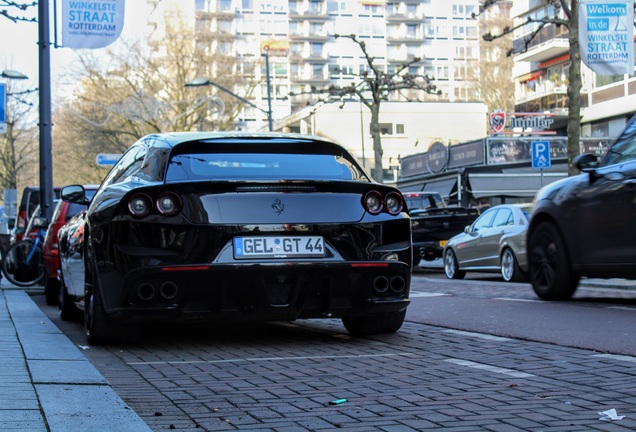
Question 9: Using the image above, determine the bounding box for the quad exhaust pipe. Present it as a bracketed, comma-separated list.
[136, 281, 179, 301]
[372, 275, 405, 294]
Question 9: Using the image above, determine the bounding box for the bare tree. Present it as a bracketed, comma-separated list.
[479, 0, 582, 175]
[475, 1, 515, 112]
[289, 34, 440, 183]
[0, 1, 36, 22]
[0, 82, 38, 191]
[52, 16, 250, 185]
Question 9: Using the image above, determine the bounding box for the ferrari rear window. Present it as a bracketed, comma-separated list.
[166, 152, 367, 182]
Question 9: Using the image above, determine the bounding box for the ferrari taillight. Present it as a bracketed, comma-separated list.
[128, 194, 152, 218]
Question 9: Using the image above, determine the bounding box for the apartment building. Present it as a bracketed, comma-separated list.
[146, 0, 483, 133]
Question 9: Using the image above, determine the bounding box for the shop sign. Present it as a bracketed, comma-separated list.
[426, 142, 448, 174]
[448, 140, 484, 169]
[487, 137, 567, 164]
[488, 111, 556, 135]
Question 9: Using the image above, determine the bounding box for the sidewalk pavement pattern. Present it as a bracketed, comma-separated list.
[0, 281, 151, 432]
[1, 273, 634, 432]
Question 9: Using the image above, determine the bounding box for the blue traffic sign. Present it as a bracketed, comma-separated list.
[96, 153, 121, 167]
[531, 140, 551, 169]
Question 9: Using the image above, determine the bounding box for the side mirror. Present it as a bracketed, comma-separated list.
[464, 225, 471, 233]
[61, 185, 87, 204]
[573, 153, 598, 172]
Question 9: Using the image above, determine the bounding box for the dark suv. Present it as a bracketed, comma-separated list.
[526, 115, 636, 300]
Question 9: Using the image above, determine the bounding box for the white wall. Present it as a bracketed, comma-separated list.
[278, 101, 488, 169]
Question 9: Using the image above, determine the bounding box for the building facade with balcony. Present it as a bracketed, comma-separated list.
[511, 0, 636, 153]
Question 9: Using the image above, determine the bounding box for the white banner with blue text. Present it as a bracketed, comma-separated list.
[62, 0, 125, 49]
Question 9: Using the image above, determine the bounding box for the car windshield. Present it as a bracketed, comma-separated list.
[602, 117, 636, 166]
[166, 152, 367, 182]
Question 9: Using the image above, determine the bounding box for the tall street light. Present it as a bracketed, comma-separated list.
[1, 70, 29, 80]
[39, 0, 54, 222]
[185, 60, 273, 131]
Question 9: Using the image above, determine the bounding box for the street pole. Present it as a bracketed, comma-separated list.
[39, 0, 54, 222]
[263, 48, 273, 131]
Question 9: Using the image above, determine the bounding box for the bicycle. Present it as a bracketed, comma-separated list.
[2, 226, 47, 288]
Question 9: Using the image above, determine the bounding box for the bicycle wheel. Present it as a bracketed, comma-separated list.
[2, 240, 46, 287]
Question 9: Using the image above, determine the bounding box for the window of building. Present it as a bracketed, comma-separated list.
[312, 63, 324, 79]
[218, 19, 232, 33]
[595, 74, 623, 87]
[219, 0, 232, 12]
[436, 66, 449, 79]
[453, 25, 465, 38]
[452, 4, 465, 17]
[379, 123, 393, 135]
[310, 42, 323, 57]
[311, 22, 324, 35]
[196, 0, 209, 12]
[407, 24, 418, 38]
[396, 124, 405, 134]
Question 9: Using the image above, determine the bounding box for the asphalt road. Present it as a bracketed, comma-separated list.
[409, 268, 636, 356]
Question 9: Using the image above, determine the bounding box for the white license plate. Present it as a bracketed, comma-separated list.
[234, 236, 325, 259]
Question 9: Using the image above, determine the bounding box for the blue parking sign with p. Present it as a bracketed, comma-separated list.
[532, 140, 551, 169]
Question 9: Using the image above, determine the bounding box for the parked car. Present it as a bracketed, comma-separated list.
[57, 209, 89, 320]
[443, 203, 533, 282]
[527, 115, 636, 300]
[15, 186, 61, 241]
[42, 186, 98, 306]
[60, 132, 412, 345]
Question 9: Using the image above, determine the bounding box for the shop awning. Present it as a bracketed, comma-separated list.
[518, 71, 542, 82]
[538, 54, 570, 69]
[422, 178, 457, 198]
[468, 173, 567, 198]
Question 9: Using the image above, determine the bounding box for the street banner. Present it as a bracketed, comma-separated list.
[62, 0, 125, 49]
[579, 0, 634, 75]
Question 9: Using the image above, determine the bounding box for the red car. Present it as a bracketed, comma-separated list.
[43, 186, 98, 305]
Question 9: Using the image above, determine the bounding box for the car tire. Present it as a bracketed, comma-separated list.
[59, 272, 81, 321]
[342, 309, 406, 336]
[444, 249, 465, 280]
[527, 221, 580, 300]
[84, 260, 139, 345]
[44, 276, 60, 306]
[501, 248, 525, 282]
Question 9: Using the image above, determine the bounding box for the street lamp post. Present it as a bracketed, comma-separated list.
[185, 71, 273, 131]
[39, 0, 54, 222]
[1, 70, 29, 80]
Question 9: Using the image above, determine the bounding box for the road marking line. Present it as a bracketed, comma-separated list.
[445, 358, 535, 378]
[409, 291, 449, 298]
[442, 329, 512, 342]
[606, 306, 636, 311]
[494, 297, 542, 303]
[592, 354, 636, 363]
[127, 352, 416, 366]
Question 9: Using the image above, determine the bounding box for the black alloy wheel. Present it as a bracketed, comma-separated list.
[527, 221, 579, 300]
